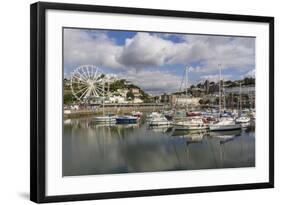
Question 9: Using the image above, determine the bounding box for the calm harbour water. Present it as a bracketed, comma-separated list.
[63, 115, 255, 176]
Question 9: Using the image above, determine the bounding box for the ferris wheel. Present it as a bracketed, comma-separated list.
[70, 65, 106, 102]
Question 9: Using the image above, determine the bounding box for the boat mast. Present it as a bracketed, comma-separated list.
[108, 82, 110, 96]
[219, 64, 221, 117]
[239, 82, 242, 117]
[222, 81, 226, 111]
[102, 81, 105, 116]
[231, 93, 234, 112]
[185, 66, 189, 111]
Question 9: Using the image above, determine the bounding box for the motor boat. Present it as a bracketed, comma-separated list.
[209, 117, 241, 131]
[116, 115, 138, 124]
[146, 112, 160, 120]
[147, 113, 171, 126]
[173, 117, 209, 130]
[236, 116, 251, 123]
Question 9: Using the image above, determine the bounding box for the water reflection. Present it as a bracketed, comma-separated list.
[63, 117, 255, 176]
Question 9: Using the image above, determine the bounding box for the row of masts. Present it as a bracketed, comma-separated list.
[181, 64, 245, 116]
[219, 64, 245, 116]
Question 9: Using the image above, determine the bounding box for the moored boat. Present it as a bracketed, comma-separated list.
[93, 114, 116, 123]
[131, 111, 143, 118]
[174, 117, 209, 130]
[148, 113, 171, 126]
[209, 117, 241, 131]
[146, 112, 160, 120]
[186, 111, 202, 117]
[116, 115, 138, 124]
[236, 116, 251, 123]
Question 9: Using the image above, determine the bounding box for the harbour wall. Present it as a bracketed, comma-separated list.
[64, 105, 164, 119]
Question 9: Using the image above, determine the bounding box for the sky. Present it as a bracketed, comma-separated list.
[63, 28, 255, 95]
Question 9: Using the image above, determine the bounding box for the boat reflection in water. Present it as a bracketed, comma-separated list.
[147, 125, 173, 134]
[171, 130, 205, 143]
[209, 130, 241, 141]
[63, 116, 255, 176]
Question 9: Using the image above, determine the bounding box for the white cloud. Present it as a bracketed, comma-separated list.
[64, 29, 255, 94]
[181, 35, 255, 72]
[117, 32, 255, 73]
[244, 69, 255, 78]
[64, 29, 123, 71]
[200, 74, 232, 83]
[188, 66, 201, 72]
[65, 29, 255, 73]
[120, 70, 182, 95]
[117, 32, 173, 68]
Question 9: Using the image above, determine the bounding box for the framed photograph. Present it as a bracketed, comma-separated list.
[30, 2, 274, 203]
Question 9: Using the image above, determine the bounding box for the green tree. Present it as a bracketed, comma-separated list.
[64, 92, 75, 105]
[126, 91, 135, 100]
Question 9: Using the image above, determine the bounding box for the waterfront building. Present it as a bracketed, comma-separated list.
[107, 96, 127, 104]
[130, 88, 141, 97]
[170, 94, 201, 107]
[117, 88, 129, 97]
[160, 93, 170, 103]
[133, 98, 143, 104]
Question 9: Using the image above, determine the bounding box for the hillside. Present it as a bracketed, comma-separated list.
[63, 78, 152, 104]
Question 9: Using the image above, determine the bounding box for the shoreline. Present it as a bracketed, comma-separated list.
[64, 106, 164, 119]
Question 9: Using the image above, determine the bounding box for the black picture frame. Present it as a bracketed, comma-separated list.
[30, 1, 274, 203]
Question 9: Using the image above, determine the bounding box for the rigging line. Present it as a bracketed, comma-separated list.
[175, 68, 186, 107]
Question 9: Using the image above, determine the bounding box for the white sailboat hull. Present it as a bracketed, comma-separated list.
[149, 120, 171, 126]
[93, 116, 116, 123]
[173, 119, 208, 130]
[236, 117, 251, 123]
[147, 112, 171, 126]
[174, 124, 208, 130]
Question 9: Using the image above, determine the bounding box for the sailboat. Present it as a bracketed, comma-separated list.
[209, 117, 241, 131]
[93, 114, 116, 123]
[209, 64, 241, 131]
[173, 66, 208, 130]
[93, 80, 116, 123]
[147, 112, 171, 126]
[174, 117, 209, 130]
[235, 83, 251, 125]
